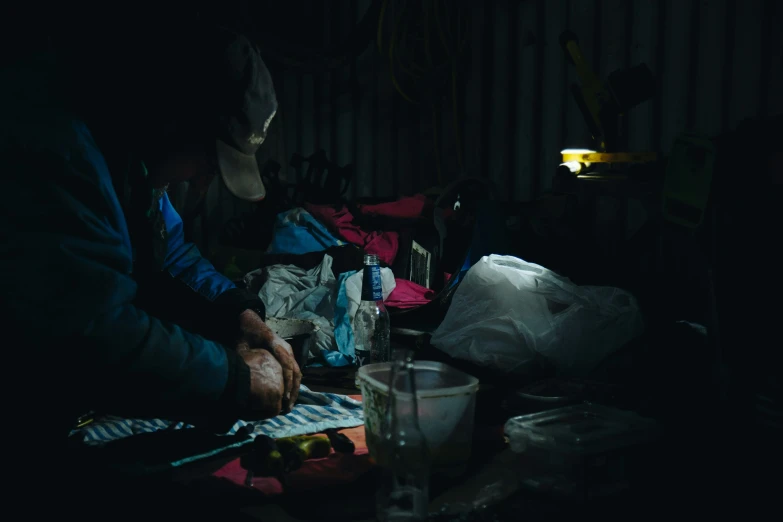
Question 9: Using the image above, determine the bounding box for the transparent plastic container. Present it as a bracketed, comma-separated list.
[504, 403, 660, 499]
[358, 361, 479, 475]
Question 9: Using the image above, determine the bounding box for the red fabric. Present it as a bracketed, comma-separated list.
[386, 279, 435, 309]
[305, 204, 399, 266]
[212, 407, 372, 496]
[356, 194, 429, 220]
[305, 195, 435, 266]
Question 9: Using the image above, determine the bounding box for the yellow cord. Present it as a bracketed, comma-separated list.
[443, 2, 464, 174]
[433, 0, 450, 58]
[388, 10, 416, 104]
[377, 0, 468, 180]
[423, 3, 444, 185]
[395, 20, 423, 79]
[423, 3, 433, 66]
[389, 62, 416, 103]
[377, 0, 388, 51]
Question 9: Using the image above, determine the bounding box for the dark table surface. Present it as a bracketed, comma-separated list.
[46, 333, 779, 522]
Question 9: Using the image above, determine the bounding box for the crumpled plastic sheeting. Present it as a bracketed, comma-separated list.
[431, 255, 644, 377]
[257, 255, 339, 364]
[332, 271, 359, 366]
[255, 255, 395, 367]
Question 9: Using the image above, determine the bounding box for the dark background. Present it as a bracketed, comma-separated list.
[6, 1, 779, 279]
[200, 0, 783, 199]
[5, 0, 781, 420]
[101, 1, 783, 284]
[2, 1, 782, 517]
[6, 0, 781, 195]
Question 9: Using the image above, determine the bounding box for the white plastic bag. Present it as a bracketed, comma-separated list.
[255, 254, 338, 356]
[430, 255, 644, 377]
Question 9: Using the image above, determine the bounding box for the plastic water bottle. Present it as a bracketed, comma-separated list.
[377, 349, 430, 521]
[354, 254, 390, 386]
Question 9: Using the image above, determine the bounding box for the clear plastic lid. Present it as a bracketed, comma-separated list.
[504, 403, 659, 456]
[357, 360, 479, 399]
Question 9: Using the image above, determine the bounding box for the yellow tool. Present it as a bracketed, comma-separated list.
[74, 412, 95, 428]
[559, 30, 656, 154]
[560, 32, 614, 152]
[559, 148, 657, 181]
[240, 434, 333, 487]
[558, 31, 658, 184]
[561, 151, 658, 164]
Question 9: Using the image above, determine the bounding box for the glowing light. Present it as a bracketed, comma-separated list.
[560, 148, 596, 154]
[560, 161, 582, 173]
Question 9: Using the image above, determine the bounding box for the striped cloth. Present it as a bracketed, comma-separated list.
[72, 386, 363, 466]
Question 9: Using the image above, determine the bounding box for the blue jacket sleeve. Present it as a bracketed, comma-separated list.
[0, 115, 250, 429]
[151, 191, 267, 343]
[160, 192, 236, 301]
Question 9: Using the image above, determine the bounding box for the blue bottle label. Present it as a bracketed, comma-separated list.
[361, 264, 383, 302]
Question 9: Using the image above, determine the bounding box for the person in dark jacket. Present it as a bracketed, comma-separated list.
[0, 24, 301, 439]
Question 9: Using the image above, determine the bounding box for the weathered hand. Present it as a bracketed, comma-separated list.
[236, 348, 285, 419]
[238, 310, 302, 413]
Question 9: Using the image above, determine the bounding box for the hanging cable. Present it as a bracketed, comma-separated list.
[377, 0, 388, 51]
[387, 4, 416, 104]
[377, 0, 469, 182]
[243, 0, 383, 75]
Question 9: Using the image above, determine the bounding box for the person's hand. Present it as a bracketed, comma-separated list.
[237, 310, 302, 413]
[237, 348, 285, 419]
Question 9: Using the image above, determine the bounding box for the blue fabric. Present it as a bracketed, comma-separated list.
[266, 208, 343, 255]
[331, 270, 359, 366]
[322, 349, 354, 368]
[449, 247, 473, 288]
[0, 102, 234, 420]
[450, 202, 511, 288]
[159, 191, 235, 301]
[470, 201, 516, 262]
[71, 385, 364, 468]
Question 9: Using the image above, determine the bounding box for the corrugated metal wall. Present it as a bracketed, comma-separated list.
[267, 0, 782, 202]
[195, 0, 782, 261]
